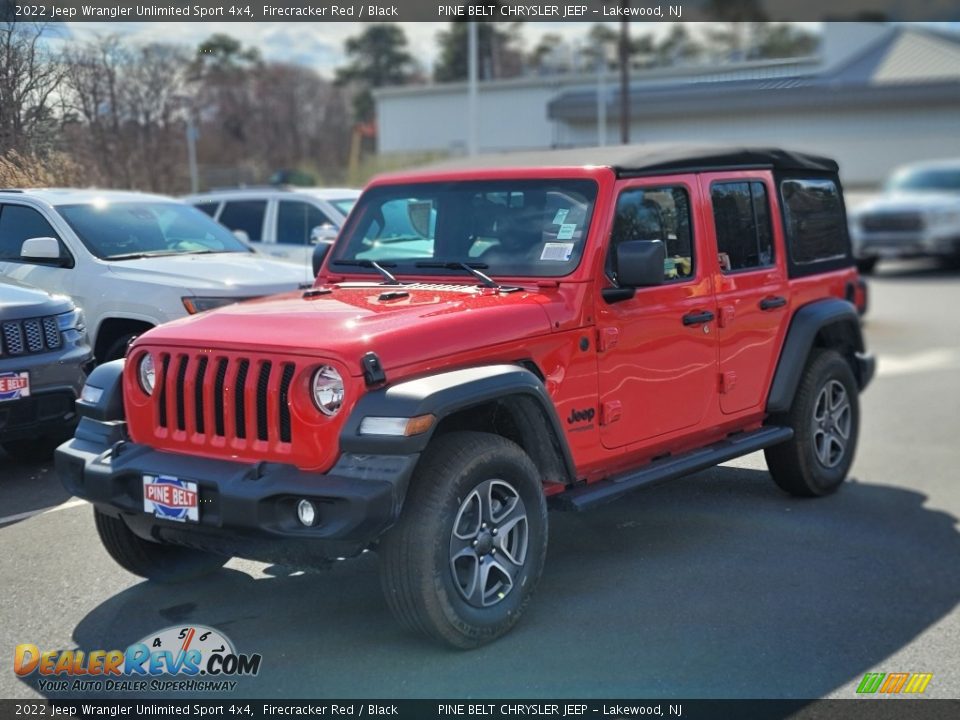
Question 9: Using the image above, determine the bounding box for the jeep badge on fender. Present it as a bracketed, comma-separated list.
[57, 145, 874, 649]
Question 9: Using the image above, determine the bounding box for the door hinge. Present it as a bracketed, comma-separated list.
[597, 327, 619, 352]
[600, 400, 622, 425]
[720, 371, 737, 394]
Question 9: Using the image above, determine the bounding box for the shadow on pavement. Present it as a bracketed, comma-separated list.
[19, 466, 960, 701]
[0, 453, 71, 528]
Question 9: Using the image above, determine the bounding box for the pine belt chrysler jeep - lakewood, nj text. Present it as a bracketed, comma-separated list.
[56, 146, 875, 648]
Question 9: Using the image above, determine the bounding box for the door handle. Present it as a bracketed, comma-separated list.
[759, 296, 787, 311]
[682, 310, 715, 326]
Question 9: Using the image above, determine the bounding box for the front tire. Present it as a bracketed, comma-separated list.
[379, 432, 548, 649]
[765, 349, 860, 497]
[94, 508, 228, 582]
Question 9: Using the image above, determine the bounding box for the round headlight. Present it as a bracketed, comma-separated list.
[138, 353, 156, 396]
[311, 365, 344, 416]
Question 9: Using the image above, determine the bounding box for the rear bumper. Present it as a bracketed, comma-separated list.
[55, 417, 418, 565]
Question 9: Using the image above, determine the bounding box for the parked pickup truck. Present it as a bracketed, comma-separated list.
[0, 189, 312, 362]
[57, 146, 874, 648]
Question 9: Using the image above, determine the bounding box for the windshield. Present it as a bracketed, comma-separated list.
[57, 202, 251, 260]
[887, 167, 960, 193]
[331, 179, 598, 278]
[331, 198, 357, 216]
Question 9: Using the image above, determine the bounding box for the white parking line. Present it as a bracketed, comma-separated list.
[877, 348, 960, 378]
[0, 498, 87, 527]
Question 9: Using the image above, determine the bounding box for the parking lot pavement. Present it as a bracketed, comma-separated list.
[2, 259, 959, 700]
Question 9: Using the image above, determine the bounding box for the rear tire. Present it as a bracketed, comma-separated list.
[765, 349, 860, 497]
[379, 432, 548, 649]
[94, 508, 228, 582]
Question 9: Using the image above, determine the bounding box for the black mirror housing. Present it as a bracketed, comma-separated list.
[616, 240, 665, 288]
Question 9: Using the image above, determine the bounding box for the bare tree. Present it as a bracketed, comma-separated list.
[0, 22, 65, 155]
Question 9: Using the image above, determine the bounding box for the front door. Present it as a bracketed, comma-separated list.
[596, 177, 719, 450]
[700, 173, 790, 414]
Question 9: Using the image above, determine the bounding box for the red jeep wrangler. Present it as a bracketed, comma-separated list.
[57, 146, 874, 648]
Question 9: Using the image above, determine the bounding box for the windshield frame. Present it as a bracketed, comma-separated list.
[56, 200, 252, 261]
[328, 176, 601, 281]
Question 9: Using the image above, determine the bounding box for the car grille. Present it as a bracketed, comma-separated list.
[0, 317, 62, 356]
[154, 351, 297, 446]
[861, 212, 924, 233]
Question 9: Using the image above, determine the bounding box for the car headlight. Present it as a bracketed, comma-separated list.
[311, 365, 344, 416]
[182, 296, 244, 314]
[56, 308, 85, 332]
[138, 353, 156, 395]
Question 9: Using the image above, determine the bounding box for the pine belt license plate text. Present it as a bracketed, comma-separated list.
[0, 371, 30, 402]
[143, 475, 199, 523]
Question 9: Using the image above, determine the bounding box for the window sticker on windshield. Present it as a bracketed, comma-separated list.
[541, 242, 574, 261]
[557, 223, 577, 240]
[552, 208, 569, 225]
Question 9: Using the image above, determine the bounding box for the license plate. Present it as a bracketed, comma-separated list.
[0, 371, 30, 402]
[143, 475, 199, 523]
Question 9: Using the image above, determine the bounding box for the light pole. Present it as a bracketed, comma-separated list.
[186, 113, 199, 194]
[467, 21, 479, 156]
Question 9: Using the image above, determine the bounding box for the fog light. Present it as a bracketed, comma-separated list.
[297, 499, 316, 527]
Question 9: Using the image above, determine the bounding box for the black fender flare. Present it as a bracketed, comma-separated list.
[766, 298, 866, 414]
[76, 359, 126, 421]
[340, 364, 576, 482]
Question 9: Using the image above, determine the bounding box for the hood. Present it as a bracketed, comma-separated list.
[107, 252, 312, 293]
[137, 283, 556, 374]
[853, 191, 960, 216]
[0, 278, 74, 320]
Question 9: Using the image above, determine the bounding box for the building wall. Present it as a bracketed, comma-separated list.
[557, 105, 960, 188]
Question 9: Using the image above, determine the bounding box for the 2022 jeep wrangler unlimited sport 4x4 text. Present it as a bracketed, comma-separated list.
[57, 146, 874, 648]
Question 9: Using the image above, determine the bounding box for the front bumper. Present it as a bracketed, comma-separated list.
[854, 231, 960, 259]
[55, 417, 418, 565]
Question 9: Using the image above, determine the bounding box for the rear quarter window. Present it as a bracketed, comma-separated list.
[780, 178, 849, 265]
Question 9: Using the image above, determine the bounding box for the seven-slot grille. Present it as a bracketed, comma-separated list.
[861, 212, 924, 233]
[1, 317, 61, 356]
[155, 352, 297, 445]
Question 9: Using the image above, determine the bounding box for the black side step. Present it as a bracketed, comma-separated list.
[553, 426, 793, 512]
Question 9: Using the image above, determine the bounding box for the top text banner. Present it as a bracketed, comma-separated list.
[3, 0, 959, 23]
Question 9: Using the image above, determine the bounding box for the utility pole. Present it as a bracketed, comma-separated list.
[467, 21, 479, 156]
[596, 49, 607, 147]
[619, 11, 630, 145]
[186, 114, 199, 194]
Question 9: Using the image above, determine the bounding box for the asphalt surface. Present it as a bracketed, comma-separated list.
[2, 259, 959, 701]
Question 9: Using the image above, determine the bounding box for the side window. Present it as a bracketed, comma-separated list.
[780, 178, 848, 264]
[218, 201, 267, 242]
[609, 186, 693, 283]
[711, 181, 774, 272]
[277, 201, 333, 245]
[193, 201, 220, 218]
[0, 205, 63, 262]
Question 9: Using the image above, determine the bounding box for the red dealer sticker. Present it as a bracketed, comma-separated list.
[0, 371, 30, 402]
[143, 475, 199, 523]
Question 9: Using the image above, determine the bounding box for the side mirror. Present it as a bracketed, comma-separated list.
[20, 237, 61, 262]
[603, 240, 665, 303]
[232, 229, 251, 243]
[312, 241, 331, 277]
[310, 224, 338, 245]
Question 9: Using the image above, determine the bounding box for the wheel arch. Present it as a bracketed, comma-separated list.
[340, 364, 576, 486]
[767, 298, 867, 414]
[94, 317, 155, 362]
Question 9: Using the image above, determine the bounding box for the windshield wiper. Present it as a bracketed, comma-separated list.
[330, 259, 402, 285]
[105, 251, 185, 261]
[414, 261, 499, 289]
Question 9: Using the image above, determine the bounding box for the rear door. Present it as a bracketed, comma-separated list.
[699, 172, 790, 415]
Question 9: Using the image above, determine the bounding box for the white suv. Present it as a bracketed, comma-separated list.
[0, 189, 311, 362]
[184, 186, 360, 266]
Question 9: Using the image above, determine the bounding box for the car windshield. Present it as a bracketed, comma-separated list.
[331, 198, 357, 216]
[57, 201, 250, 260]
[887, 167, 960, 193]
[331, 179, 598, 278]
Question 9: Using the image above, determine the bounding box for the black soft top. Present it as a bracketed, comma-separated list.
[422, 143, 838, 176]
